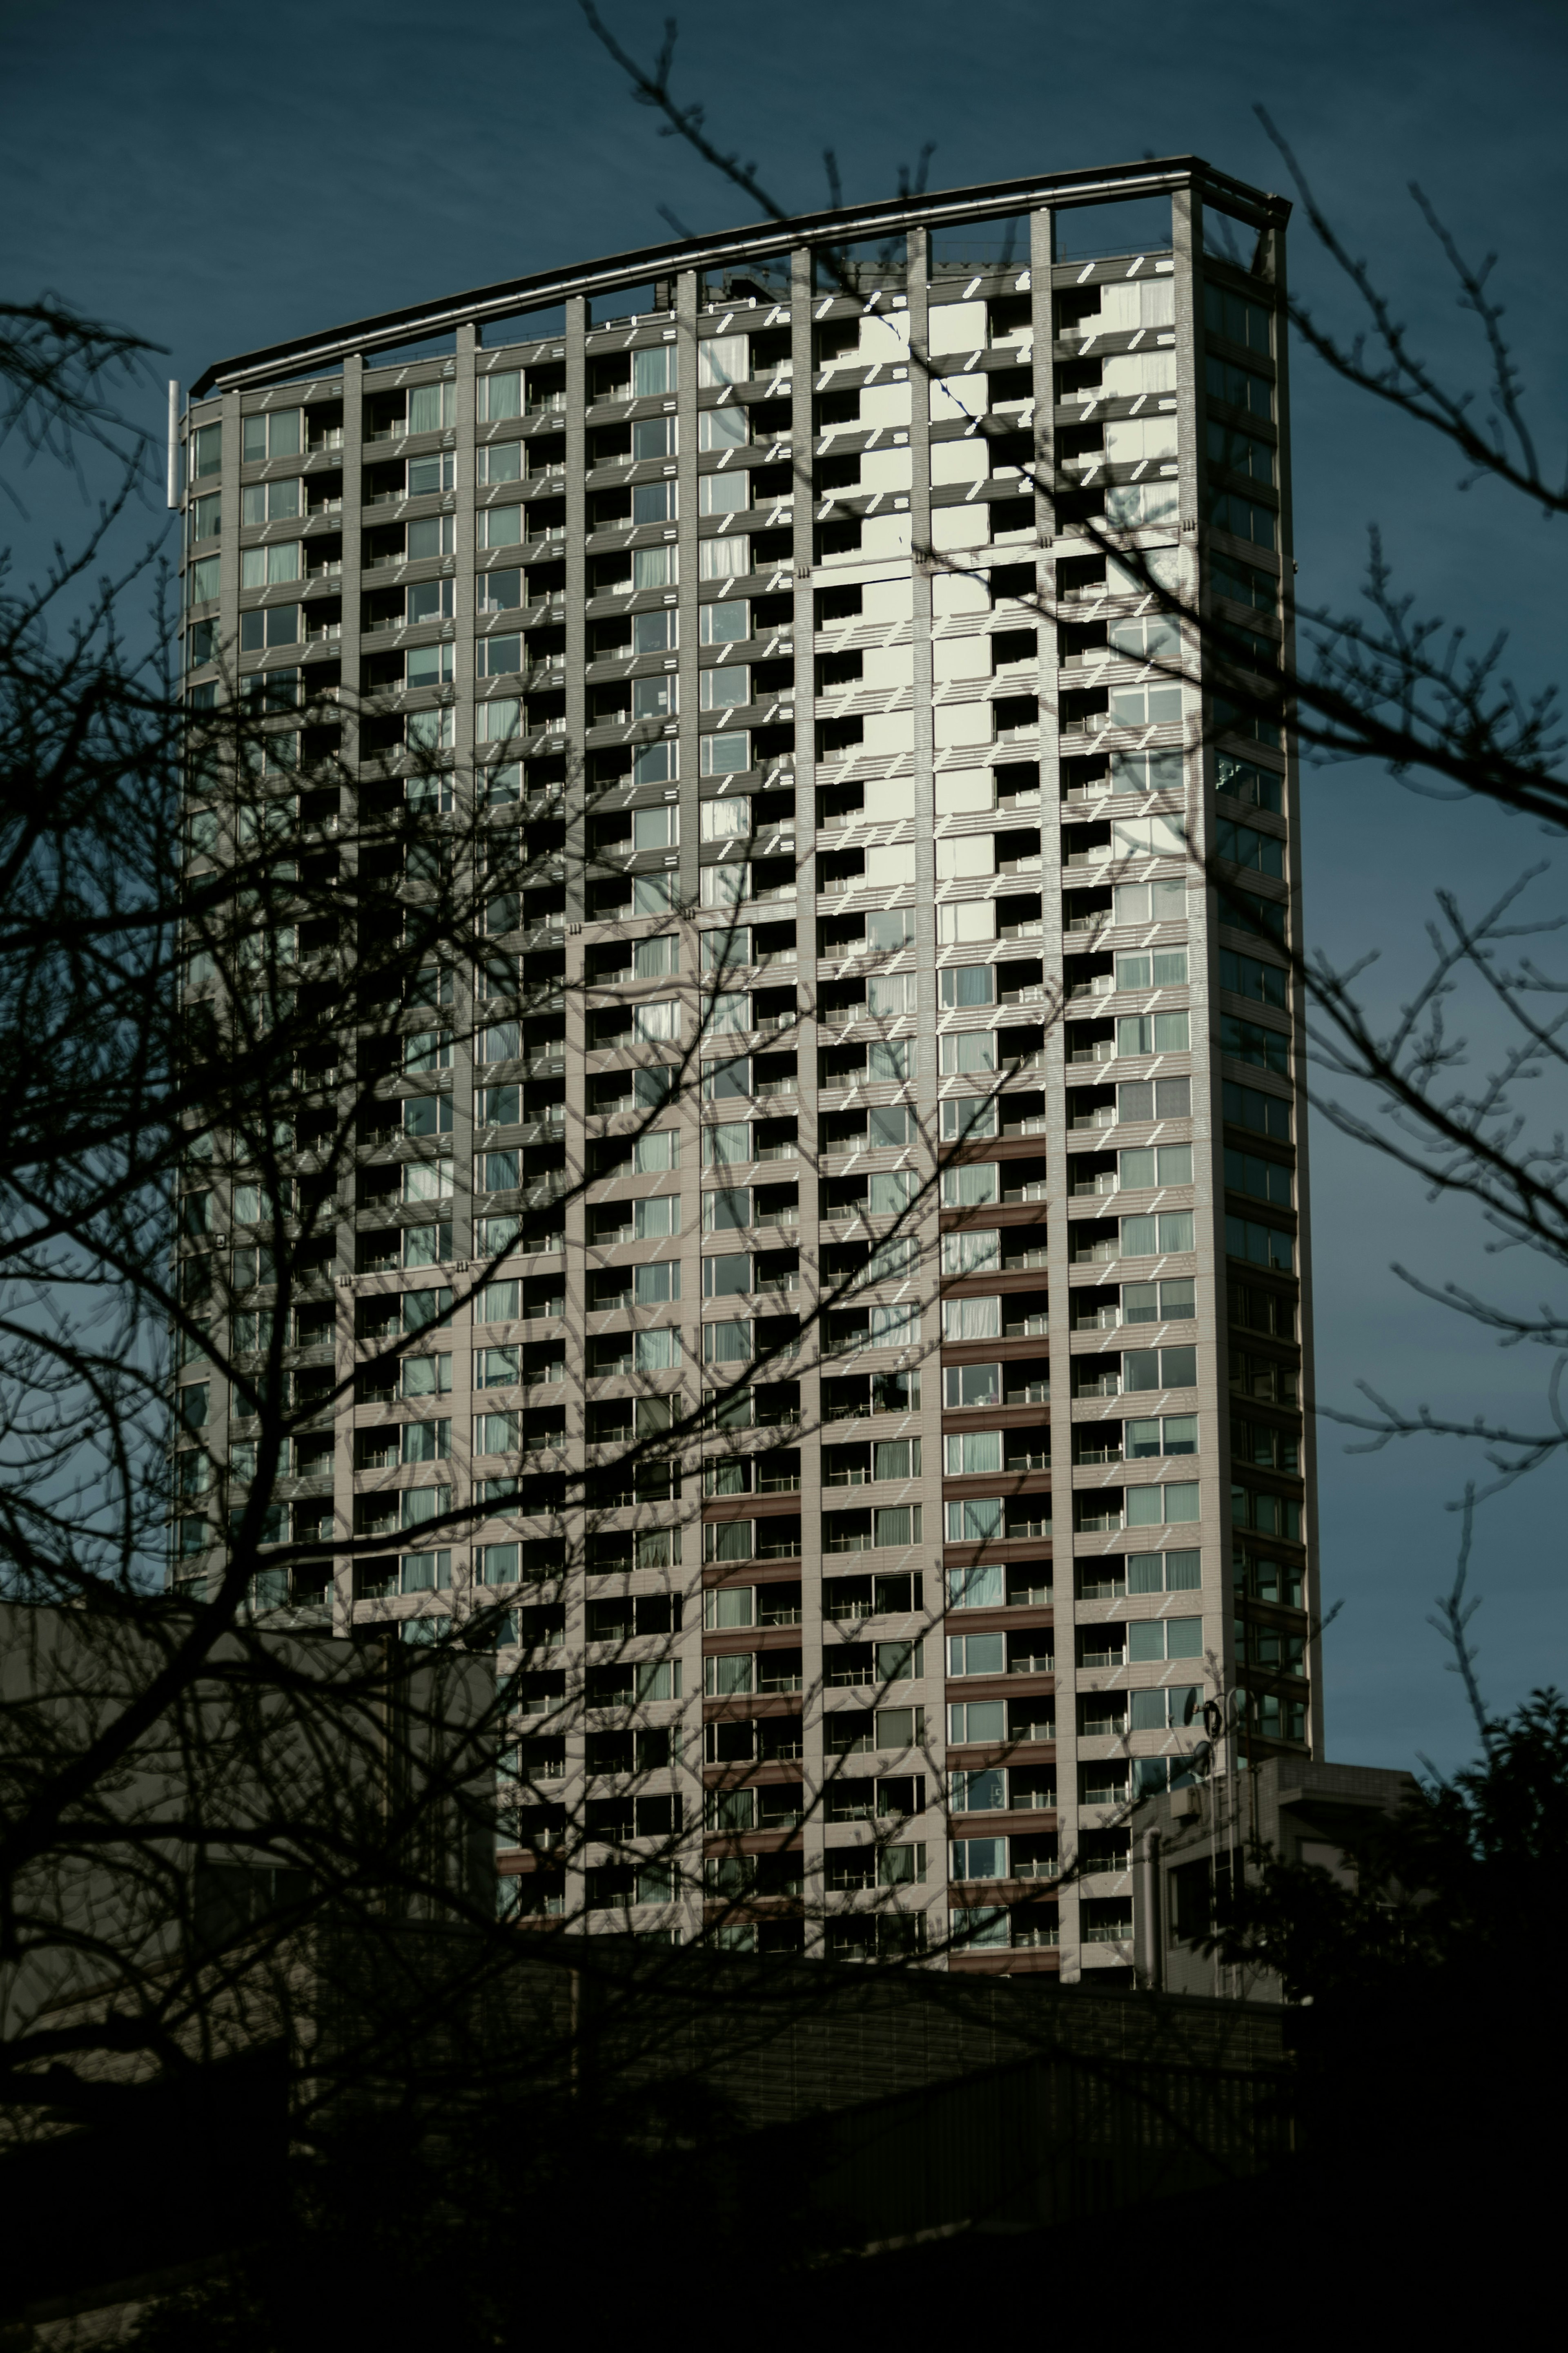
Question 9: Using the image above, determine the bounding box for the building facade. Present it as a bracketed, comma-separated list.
[176, 156, 1320, 1978]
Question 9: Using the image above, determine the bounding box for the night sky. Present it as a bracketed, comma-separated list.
[8, 0, 1566, 1772]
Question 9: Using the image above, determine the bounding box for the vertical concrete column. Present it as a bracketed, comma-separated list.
[786, 243, 826, 1934]
[675, 273, 699, 914]
[329, 353, 366, 1637]
[904, 222, 945, 1951]
[560, 292, 591, 1805]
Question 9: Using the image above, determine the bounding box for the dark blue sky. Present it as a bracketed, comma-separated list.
[8, 0, 1567, 1771]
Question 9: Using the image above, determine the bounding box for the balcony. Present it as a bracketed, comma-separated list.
[1066, 1041, 1114, 1066]
[1071, 1175, 1117, 1197]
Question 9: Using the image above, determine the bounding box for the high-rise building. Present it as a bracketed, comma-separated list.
[178, 156, 1318, 1981]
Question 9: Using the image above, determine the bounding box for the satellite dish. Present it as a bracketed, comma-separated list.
[1187, 1738, 1214, 1780]
[1203, 1698, 1224, 1742]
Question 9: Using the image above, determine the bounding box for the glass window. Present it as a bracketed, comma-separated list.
[480, 506, 523, 549]
[408, 381, 455, 433]
[700, 600, 748, 645]
[701, 731, 750, 775]
[409, 515, 456, 560]
[699, 537, 748, 580]
[634, 610, 678, 653]
[407, 451, 455, 496]
[633, 416, 676, 459]
[241, 479, 299, 524]
[700, 667, 750, 711]
[634, 545, 676, 589]
[699, 407, 748, 453]
[191, 422, 221, 479]
[698, 335, 750, 388]
[1204, 282, 1273, 356]
[631, 345, 677, 397]
[478, 371, 521, 422]
[242, 409, 301, 462]
[476, 441, 523, 485]
[633, 480, 676, 524]
[940, 965, 995, 1009]
[699, 471, 749, 517]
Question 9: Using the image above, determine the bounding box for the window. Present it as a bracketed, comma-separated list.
[1108, 683, 1183, 730]
[950, 1839, 1008, 1884]
[238, 606, 298, 651]
[633, 480, 677, 526]
[868, 1040, 913, 1083]
[698, 407, 747, 453]
[701, 731, 750, 775]
[1118, 1144, 1192, 1188]
[945, 1431, 1004, 1479]
[1112, 878, 1187, 926]
[698, 336, 750, 388]
[406, 642, 454, 688]
[409, 515, 455, 560]
[942, 1230, 1000, 1278]
[701, 600, 748, 645]
[1215, 819, 1285, 879]
[633, 1131, 679, 1173]
[1232, 1485, 1303, 1541]
[632, 346, 677, 397]
[1124, 1414, 1197, 1459]
[399, 1488, 451, 1532]
[477, 569, 522, 616]
[407, 452, 455, 497]
[1208, 490, 1276, 550]
[700, 666, 750, 710]
[939, 1031, 996, 1076]
[408, 381, 455, 434]
[634, 545, 677, 589]
[1116, 1012, 1190, 1056]
[948, 1605, 1007, 1667]
[941, 1163, 1000, 1207]
[942, 1296, 1002, 1341]
[1119, 1211, 1195, 1256]
[1122, 1276, 1195, 1324]
[1122, 1344, 1198, 1394]
[191, 422, 221, 479]
[1216, 755, 1283, 814]
[241, 479, 299, 524]
[1206, 420, 1274, 484]
[867, 1171, 915, 1217]
[1218, 948, 1286, 1008]
[1108, 749, 1183, 798]
[477, 371, 521, 422]
[475, 505, 523, 551]
[1221, 1014, 1289, 1075]
[1223, 1079, 1290, 1142]
[476, 441, 522, 486]
[240, 542, 303, 589]
[1225, 1148, 1292, 1207]
[1211, 554, 1276, 615]
[1205, 355, 1273, 421]
[475, 701, 519, 745]
[241, 409, 301, 462]
[476, 634, 521, 680]
[1124, 1481, 1200, 1528]
[1127, 1548, 1201, 1595]
[1115, 950, 1188, 989]
[1226, 1216, 1294, 1271]
[699, 472, 749, 517]
[187, 555, 220, 606]
[940, 966, 995, 1012]
[1204, 282, 1273, 355]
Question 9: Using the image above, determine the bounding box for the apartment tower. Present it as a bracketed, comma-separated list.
[178, 158, 1318, 1979]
